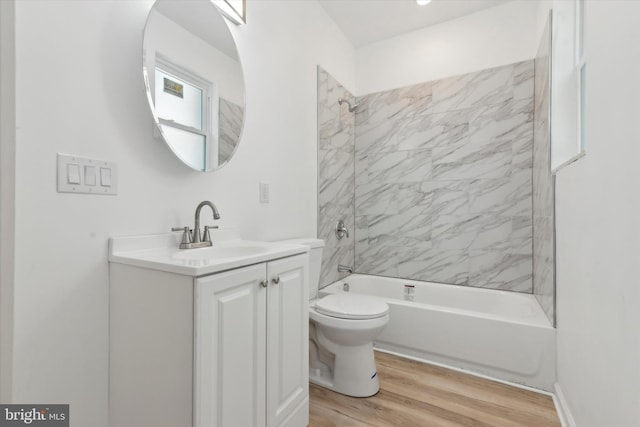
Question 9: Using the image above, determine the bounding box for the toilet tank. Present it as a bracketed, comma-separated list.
[277, 238, 324, 300]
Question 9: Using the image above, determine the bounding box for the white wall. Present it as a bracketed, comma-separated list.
[554, 1, 640, 425]
[0, 0, 16, 404]
[11, 0, 354, 425]
[355, 0, 540, 95]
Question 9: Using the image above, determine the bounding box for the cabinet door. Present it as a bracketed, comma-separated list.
[194, 263, 267, 427]
[266, 254, 309, 427]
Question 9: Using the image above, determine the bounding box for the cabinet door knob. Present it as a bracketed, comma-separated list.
[260, 280, 268, 288]
[272, 276, 280, 285]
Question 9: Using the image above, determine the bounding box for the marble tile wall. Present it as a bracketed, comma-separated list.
[533, 16, 555, 324]
[219, 98, 243, 165]
[354, 61, 535, 292]
[317, 67, 355, 287]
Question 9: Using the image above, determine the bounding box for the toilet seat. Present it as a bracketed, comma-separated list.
[314, 293, 388, 320]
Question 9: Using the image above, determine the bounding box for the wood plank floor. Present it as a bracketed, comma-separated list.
[309, 351, 561, 427]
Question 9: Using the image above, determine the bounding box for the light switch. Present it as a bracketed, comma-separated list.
[57, 153, 117, 195]
[100, 167, 112, 187]
[67, 164, 81, 184]
[84, 165, 96, 186]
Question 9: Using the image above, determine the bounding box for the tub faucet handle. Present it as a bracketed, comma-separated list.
[335, 220, 349, 239]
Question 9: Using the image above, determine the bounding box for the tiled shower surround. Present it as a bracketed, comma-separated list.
[533, 16, 555, 323]
[219, 98, 244, 165]
[317, 67, 355, 287]
[355, 61, 535, 292]
[318, 59, 554, 296]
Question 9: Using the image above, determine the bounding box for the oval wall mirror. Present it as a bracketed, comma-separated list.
[143, 0, 245, 172]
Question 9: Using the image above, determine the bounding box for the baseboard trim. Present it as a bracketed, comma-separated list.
[553, 382, 576, 427]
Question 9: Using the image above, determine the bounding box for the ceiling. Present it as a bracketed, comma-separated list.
[317, 0, 513, 48]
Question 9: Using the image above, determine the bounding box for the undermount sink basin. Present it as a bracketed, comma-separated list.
[171, 244, 269, 261]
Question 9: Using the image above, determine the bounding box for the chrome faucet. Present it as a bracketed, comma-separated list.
[193, 201, 221, 244]
[172, 201, 221, 249]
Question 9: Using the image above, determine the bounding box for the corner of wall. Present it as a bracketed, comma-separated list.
[553, 382, 577, 427]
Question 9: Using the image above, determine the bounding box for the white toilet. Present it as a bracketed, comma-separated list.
[282, 238, 390, 397]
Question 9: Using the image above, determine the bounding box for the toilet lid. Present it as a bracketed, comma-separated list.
[314, 293, 389, 320]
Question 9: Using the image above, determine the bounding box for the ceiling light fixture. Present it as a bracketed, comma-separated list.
[416, 0, 432, 5]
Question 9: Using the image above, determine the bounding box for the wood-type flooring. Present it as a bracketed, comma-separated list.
[309, 351, 561, 427]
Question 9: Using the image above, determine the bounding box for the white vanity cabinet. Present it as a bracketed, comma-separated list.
[194, 255, 309, 427]
[109, 239, 309, 427]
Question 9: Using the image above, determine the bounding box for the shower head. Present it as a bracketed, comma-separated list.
[338, 97, 359, 113]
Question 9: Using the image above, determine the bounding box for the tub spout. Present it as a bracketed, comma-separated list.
[338, 264, 353, 274]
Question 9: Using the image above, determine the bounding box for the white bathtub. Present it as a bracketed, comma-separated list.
[320, 274, 556, 391]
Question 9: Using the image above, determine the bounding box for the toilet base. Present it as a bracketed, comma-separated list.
[309, 342, 380, 397]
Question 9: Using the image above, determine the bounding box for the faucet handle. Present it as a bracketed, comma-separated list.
[203, 225, 219, 243]
[171, 226, 192, 245]
[335, 220, 349, 239]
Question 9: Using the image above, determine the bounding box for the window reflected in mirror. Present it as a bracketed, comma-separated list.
[143, 0, 245, 172]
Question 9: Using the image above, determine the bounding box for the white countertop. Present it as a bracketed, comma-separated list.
[108, 232, 308, 277]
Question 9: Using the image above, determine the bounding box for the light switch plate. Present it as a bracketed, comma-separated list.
[259, 182, 270, 204]
[57, 153, 117, 195]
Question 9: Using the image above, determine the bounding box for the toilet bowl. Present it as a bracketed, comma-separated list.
[309, 293, 389, 397]
[278, 238, 390, 397]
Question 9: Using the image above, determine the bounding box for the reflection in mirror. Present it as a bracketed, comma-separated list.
[214, 0, 246, 25]
[143, 0, 245, 172]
